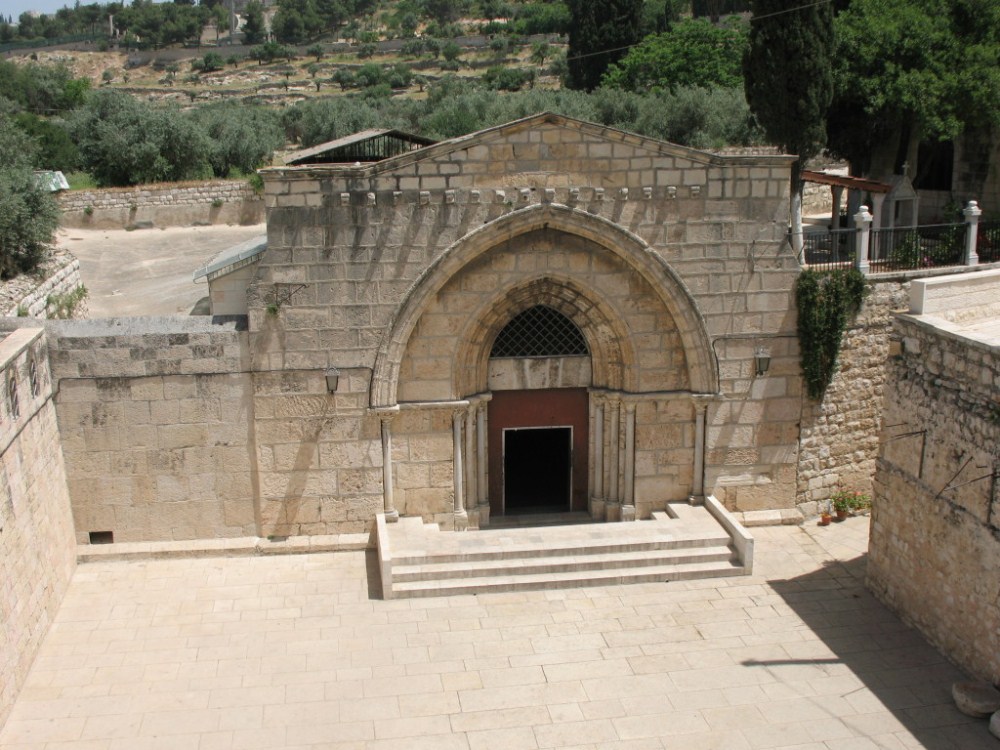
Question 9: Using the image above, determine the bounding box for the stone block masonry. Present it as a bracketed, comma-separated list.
[46, 317, 258, 543]
[868, 277, 1000, 685]
[58, 179, 264, 229]
[0, 327, 76, 729]
[795, 281, 909, 512]
[0, 250, 88, 320]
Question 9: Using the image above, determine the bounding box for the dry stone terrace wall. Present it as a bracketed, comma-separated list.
[45, 317, 257, 543]
[255, 116, 805, 527]
[868, 312, 1000, 684]
[0, 250, 87, 319]
[58, 180, 264, 229]
[0, 328, 76, 730]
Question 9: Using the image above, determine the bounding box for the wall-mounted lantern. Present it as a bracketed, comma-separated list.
[753, 347, 771, 377]
[325, 367, 341, 393]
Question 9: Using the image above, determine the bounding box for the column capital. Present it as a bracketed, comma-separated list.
[371, 405, 400, 423]
[964, 200, 982, 220]
[854, 205, 873, 226]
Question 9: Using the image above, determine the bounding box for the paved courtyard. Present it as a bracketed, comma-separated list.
[1, 516, 993, 750]
[56, 224, 265, 317]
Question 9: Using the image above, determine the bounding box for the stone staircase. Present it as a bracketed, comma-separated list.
[376, 497, 753, 599]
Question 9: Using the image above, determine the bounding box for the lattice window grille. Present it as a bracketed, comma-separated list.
[490, 305, 589, 358]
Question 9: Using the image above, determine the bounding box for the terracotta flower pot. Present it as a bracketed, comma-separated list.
[819, 513, 832, 526]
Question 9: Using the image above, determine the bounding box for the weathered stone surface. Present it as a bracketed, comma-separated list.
[952, 682, 1000, 718]
[990, 709, 1000, 739]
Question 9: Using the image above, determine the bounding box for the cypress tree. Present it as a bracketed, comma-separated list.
[744, 0, 833, 256]
[566, 0, 644, 91]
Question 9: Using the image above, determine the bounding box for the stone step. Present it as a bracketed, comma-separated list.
[391, 559, 747, 598]
[390, 532, 732, 566]
[392, 545, 737, 582]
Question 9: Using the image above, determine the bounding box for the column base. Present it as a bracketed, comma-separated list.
[384, 509, 400, 522]
[478, 504, 490, 527]
[687, 495, 705, 507]
[606, 503, 621, 522]
[454, 509, 469, 531]
[621, 504, 636, 522]
[589, 497, 607, 521]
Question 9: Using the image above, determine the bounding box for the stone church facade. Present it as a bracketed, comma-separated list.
[246, 113, 802, 536]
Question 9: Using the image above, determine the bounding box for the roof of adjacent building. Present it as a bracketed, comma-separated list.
[284, 129, 437, 166]
[192, 235, 267, 282]
[802, 170, 893, 194]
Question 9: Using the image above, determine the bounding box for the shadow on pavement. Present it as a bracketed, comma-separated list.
[762, 552, 995, 749]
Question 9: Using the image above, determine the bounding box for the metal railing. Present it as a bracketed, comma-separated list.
[978, 220, 1000, 264]
[869, 223, 966, 273]
[802, 228, 856, 271]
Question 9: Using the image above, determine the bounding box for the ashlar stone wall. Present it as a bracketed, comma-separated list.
[0, 328, 76, 730]
[868, 299, 1000, 684]
[46, 317, 257, 543]
[255, 113, 803, 530]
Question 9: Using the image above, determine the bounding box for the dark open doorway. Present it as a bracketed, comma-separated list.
[503, 426, 572, 514]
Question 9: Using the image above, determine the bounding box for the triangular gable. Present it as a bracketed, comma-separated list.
[269, 112, 794, 180]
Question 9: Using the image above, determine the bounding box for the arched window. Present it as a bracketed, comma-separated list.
[490, 305, 589, 358]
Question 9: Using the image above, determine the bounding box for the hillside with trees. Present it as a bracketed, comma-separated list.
[0, 0, 996, 277]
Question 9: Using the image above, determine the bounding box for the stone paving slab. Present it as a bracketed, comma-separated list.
[1, 516, 994, 749]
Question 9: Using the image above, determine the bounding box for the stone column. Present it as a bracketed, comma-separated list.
[621, 401, 637, 522]
[964, 200, 982, 266]
[607, 396, 621, 522]
[871, 192, 887, 232]
[691, 399, 708, 505]
[465, 405, 477, 527]
[831, 186, 844, 232]
[377, 408, 399, 522]
[591, 395, 606, 520]
[452, 409, 468, 530]
[476, 399, 490, 526]
[855, 205, 873, 276]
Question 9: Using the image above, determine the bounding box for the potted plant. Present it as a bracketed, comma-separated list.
[830, 490, 870, 521]
[819, 501, 832, 526]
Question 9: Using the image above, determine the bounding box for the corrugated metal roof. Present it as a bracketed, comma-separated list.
[284, 129, 436, 165]
[192, 235, 267, 282]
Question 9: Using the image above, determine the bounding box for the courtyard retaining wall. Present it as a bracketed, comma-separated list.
[867, 311, 1000, 684]
[45, 317, 258, 543]
[0, 327, 76, 730]
[58, 180, 264, 229]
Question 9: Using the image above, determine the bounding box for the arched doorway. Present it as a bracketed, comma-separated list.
[485, 305, 591, 516]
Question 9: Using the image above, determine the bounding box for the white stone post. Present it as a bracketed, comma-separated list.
[621, 402, 636, 522]
[691, 400, 708, 504]
[591, 395, 605, 520]
[476, 400, 490, 526]
[964, 200, 982, 266]
[465, 405, 477, 527]
[378, 408, 399, 521]
[607, 396, 621, 522]
[855, 205, 873, 276]
[452, 409, 468, 530]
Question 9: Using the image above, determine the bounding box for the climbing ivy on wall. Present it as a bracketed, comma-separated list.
[795, 268, 866, 401]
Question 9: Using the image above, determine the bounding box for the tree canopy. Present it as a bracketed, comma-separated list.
[829, 0, 1000, 178]
[0, 115, 60, 279]
[566, 0, 644, 91]
[70, 90, 212, 186]
[602, 17, 748, 92]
